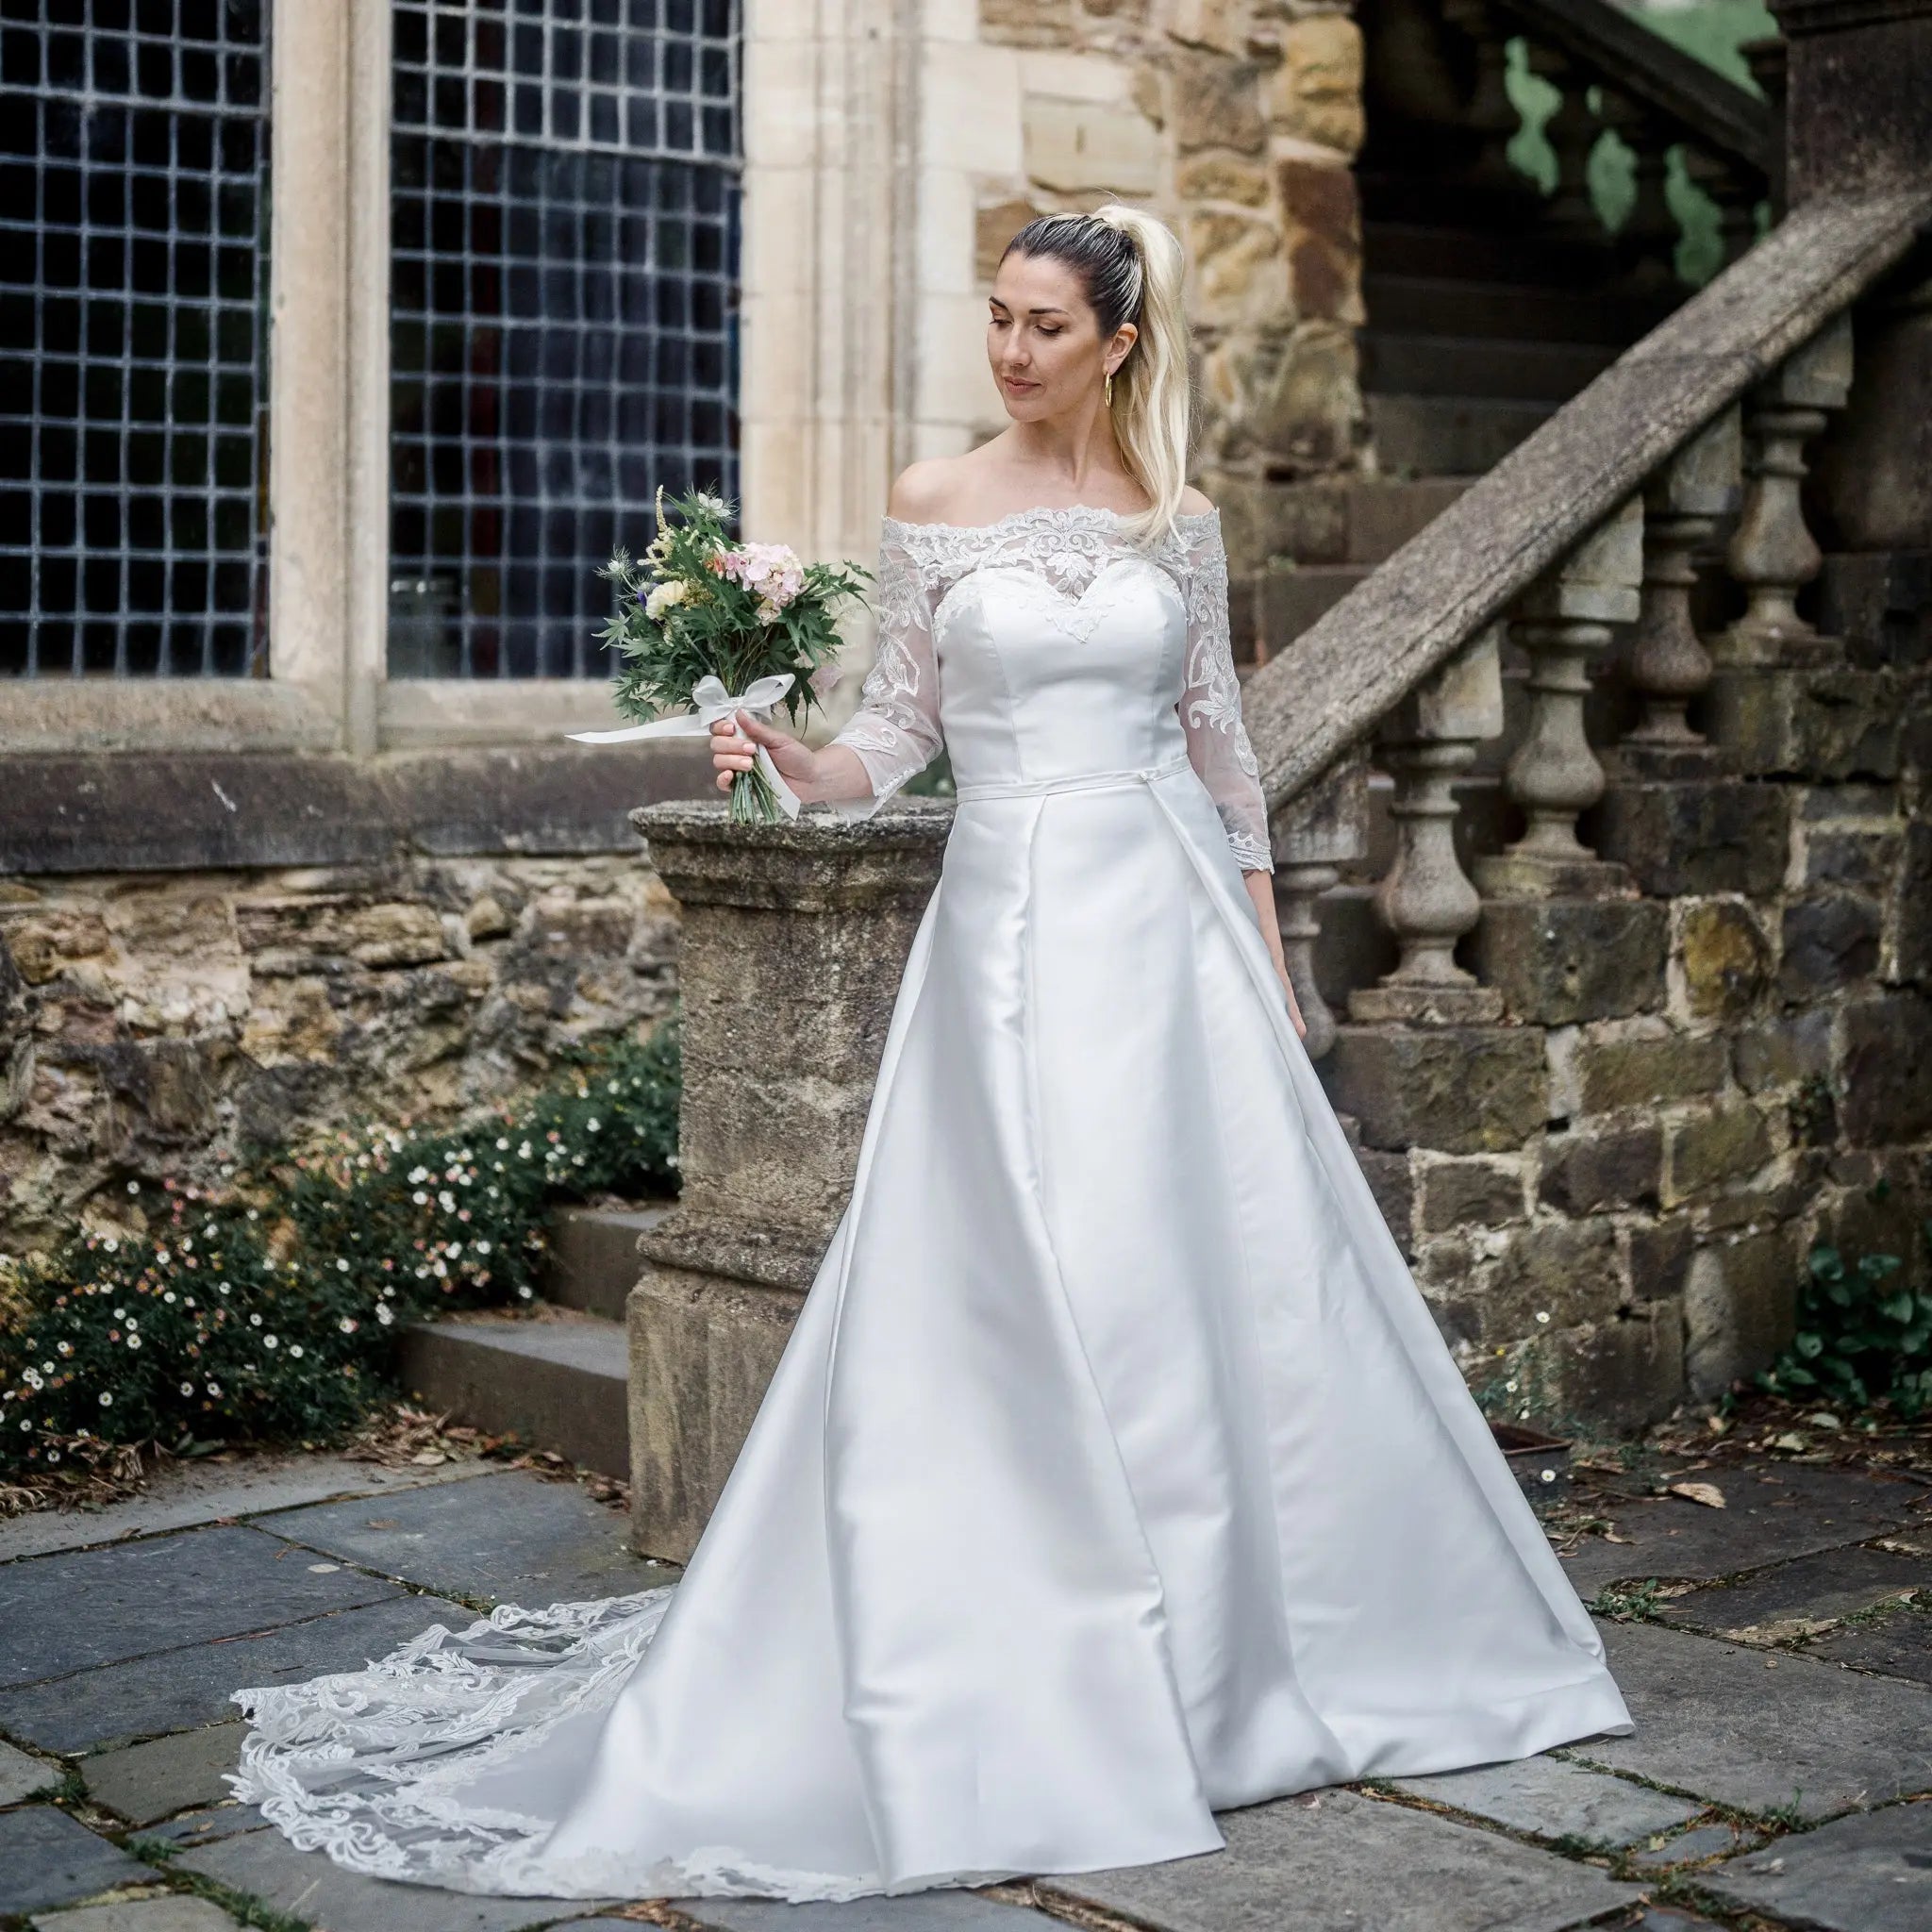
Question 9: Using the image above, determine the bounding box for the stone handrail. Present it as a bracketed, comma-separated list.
[1499, 0, 1777, 181]
[1244, 187, 1932, 811]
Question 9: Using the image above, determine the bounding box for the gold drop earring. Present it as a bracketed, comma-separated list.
[1104, 369, 1114, 408]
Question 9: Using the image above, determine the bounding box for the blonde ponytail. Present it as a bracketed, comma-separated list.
[1000, 203, 1197, 548]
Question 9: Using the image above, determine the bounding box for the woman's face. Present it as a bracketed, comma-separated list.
[987, 249, 1135, 421]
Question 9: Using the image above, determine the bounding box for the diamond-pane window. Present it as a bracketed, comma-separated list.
[0, 0, 273, 678]
[389, 0, 741, 679]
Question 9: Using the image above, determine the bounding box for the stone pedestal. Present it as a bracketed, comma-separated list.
[625, 797, 951, 1562]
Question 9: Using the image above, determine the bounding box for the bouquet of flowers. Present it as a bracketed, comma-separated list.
[568, 485, 872, 825]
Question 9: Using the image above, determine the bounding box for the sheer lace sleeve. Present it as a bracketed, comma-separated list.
[821, 520, 944, 822]
[1175, 513, 1274, 874]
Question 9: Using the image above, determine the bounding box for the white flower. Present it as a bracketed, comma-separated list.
[340, 1317, 358, 1334]
[207, 1380, 222, 1397]
[179, 1381, 195, 1396]
[45, 1449, 59, 1464]
[431, 1260, 447, 1279]
[289, 1345, 305, 1359]
[125, 1316, 139, 1332]
[103, 1236, 118, 1253]
[99, 1391, 113, 1407]
[22, 1370, 42, 1391]
[1534, 1310, 1551, 1325]
[586, 1118, 601, 1133]
[162, 1291, 175, 1304]
[644, 577, 691, 620]
[475, 1240, 491, 1256]
[517, 1286, 533, 1300]
[337, 1259, 350, 1274]
[412, 1191, 428, 1207]
[128, 1181, 140, 1193]
[376, 1305, 394, 1326]
[263, 1334, 278, 1350]
[496, 1138, 509, 1151]
[438, 1191, 457, 1214]
[247, 1208, 258, 1221]
[249, 1313, 262, 1327]
[125, 1335, 142, 1351]
[408, 1166, 429, 1184]
[114, 1307, 126, 1320]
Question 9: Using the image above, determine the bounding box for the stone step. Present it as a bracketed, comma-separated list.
[1365, 392, 1556, 476]
[1260, 564, 1372, 654]
[400, 1308, 629, 1480]
[542, 1201, 674, 1321]
[1264, 475, 1473, 569]
[1361, 272, 1676, 347]
[1361, 331, 1622, 405]
[1362, 219, 1614, 289]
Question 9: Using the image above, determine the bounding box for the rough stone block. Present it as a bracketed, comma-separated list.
[1170, 47, 1266, 155]
[1538, 1124, 1662, 1214]
[1023, 93, 1162, 194]
[1591, 778, 1790, 897]
[1840, 991, 1932, 1145]
[1544, 1300, 1685, 1430]
[1320, 1025, 1548, 1154]
[1658, 1545, 1929, 1644]
[30, 1898, 252, 1932]
[1575, 1028, 1727, 1115]
[1732, 1007, 1835, 1094]
[1676, 898, 1773, 1020]
[1700, 1802, 1932, 1931]
[81, 1720, 242, 1826]
[1417, 1154, 1524, 1232]
[1897, 819, 1932, 982]
[0, 1739, 56, 1806]
[1682, 1226, 1800, 1397]
[1779, 891, 1882, 999]
[1628, 1215, 1696, 1300]
[1356, 1146, 1415, 1257]
[630, 1268, 803, 1564]
[1441, 1217, 1624, 1346]
[1664, 1102, 1774, 1203]
[1472, 897, 1667, 1026]
[1389, 1754, 1700, 1848]
[0, 1807, 149, 1916]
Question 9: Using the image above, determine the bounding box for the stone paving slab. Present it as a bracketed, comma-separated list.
[0, 1805, 153, 1916]
[0, 1591, 470, 1753]
[136, 1801, 269, 1852]
[1557, 1465, 1928, 1592]
[1041, 1787, 1643, 1932]
[1625, 1819, 1765, 1873]
[1657, 1543, 1930, 1641]
[1559, 1619, 1932, 1820]
[1807, 1596, 1932, 1684]
[256, 1469, 673, 1607]
[177, 1827, 618, 1932]
[0, 1524, 400, 1688]
[1388, 1753, 1701, 1847]
[30, 1900, 248, 1932]
[671, 1894, 1062, 1930]
[81, 1723, 243, 1826]
[1698, 1800, 1932, 1929]
[0, 1736, 60, 1805]
[0, 1454, 495, 1564]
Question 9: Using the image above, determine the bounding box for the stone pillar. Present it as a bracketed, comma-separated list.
[625, 799, 951, 1562]
[1769, 0, 1932, 205]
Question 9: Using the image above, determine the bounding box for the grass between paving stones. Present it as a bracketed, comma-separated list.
[123, 1836, 312, 1932]
[0, 1018, 681, 1514]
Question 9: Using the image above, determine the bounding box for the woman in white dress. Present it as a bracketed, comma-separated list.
[231, 204, 1633, 1904]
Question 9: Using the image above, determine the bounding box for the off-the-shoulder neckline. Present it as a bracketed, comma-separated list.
[881, 503, 1220, 537]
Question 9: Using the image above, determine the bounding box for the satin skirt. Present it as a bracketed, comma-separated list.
[230, 756, 1634, 1901]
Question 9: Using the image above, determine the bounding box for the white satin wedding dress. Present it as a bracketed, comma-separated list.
[231, 503, 1633, 1902]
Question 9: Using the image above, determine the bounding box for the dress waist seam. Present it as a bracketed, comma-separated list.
[952, 751, 1193, 802]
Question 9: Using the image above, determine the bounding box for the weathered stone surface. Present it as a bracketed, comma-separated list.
[29, 1899, 252, 1932]
[1708, 665, 1906, 782]
[1625, 1819, 1764, 1873]
[1677, 899, 1773, 1019]
[1170, 48, 1265, 154]
[1538, 1124, 1662, 1214]
[1657, 1544, 1930, 1643]
[1563, 1619, 1932, 1820]
[0, 1592, 473, 1755]
[1557, 1464, 1928, 1593]
[179, 1827, 615, 1932]
[1442, 1217, 1624, 1347]
[1389, 1754, 1700, 1847]
[1276, 157, 1361, 325]
[1664, 1102, 1775, 1202]
[1042, 1784, 1642, 1931]
[1263, 12, 1363, 155]
[1544, 1301, 1687, 1431]
[1897, 819, 1932, 981]
[1591, 778, 1790, 897]
[0, 1737, 57, 1805]
[1807, 1594, 1932, 1684]
[0, 1524, 400, 1690]
[1699, 1800, 1932, 1928]
[1840, 991, 1932, 1144]
[81, 1721, 243, 1826]
[1473, 898, 1668, 1025]
[0, 1807, 150, 1916]
[1682, 1225, 1800, 1396]
[1574, 1028, 1727, 1116]
[1731, 1007, 1835, 1094]
[1355, 1145, 1415, 1257]
[675, 1894, 1063, 1930]
[1628, 1215, 1697, 1300]
[1185, 210, 1289, 331]
[1321, 1026, 1547, 1154]
[1417, 1154, 1524, 1232]
[1779, 891, 1882, 998]
[1022, 94, 1162, 194]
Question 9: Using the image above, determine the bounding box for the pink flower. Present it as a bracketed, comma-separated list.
[808, 661, 843, 699]
[710, 541, 808, 612]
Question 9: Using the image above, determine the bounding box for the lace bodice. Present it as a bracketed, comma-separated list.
[824, 505, 1274, 874]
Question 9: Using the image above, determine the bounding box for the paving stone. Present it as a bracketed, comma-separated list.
[0, 1524, 399, 1688]
[1657, 1544, 1930, 1642]
[81, 1724, 242, 1826]
[0, 1453, 494, 1563]
[1807, 1596, 1932, 1684]
[177, 1826, 617, 1932]
[1699, 1801, 1932, 1928]
[1041, 1786, 1642, 1932]
[0, 1736, 60, 1804]
[1558, 1619, 1932, 1821]
[0, 1807, 152, 1914]
[1626, 1913, 1727, 1930]
[30, 1899, 248, 1932]
[1388, 1753, 1700, 1846]
[1558, 1464, 1928, 1592]
[257, 1469, 671, 1607]
[1625, 1819, 1765, 1872]
[0, 1592, 469, 1753]
[135, 1802, 268, 1851]
[675, 1895, 1061, 1930]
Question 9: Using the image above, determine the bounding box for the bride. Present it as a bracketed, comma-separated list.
[230, 203, 1633, 1903]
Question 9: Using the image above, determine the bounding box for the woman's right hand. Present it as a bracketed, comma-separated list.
[709, 708, 823, 801]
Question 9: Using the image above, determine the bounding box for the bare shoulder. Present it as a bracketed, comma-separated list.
[885, 458, 972, 526]
[1177, 484, 1216, 517]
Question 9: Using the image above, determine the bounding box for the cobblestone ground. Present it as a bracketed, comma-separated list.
[2, 1449, 1928, 1932]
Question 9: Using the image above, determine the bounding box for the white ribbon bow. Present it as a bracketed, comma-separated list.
[568, 671, 802, 819]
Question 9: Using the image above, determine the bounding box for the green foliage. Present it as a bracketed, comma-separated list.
[0, 1021, 681, 1477]
[1756, 1210, 1932, 1418]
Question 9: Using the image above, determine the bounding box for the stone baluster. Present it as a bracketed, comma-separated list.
[1441, 0, 1523, 202]
[1349, 625, 1507, 1025]
[1474, 496, 1643, 898]
[1682, 145, 1761, 269]
[1618, 406, 1741, 773]
[1272, 745, 1370, 1060]
[1738, 35, 1788, 216]
[1598, 92, 1683, 291]
[1524, 46, 1607, 246]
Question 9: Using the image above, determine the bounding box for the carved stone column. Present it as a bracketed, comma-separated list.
[1350, 626, 1506, 1024]
[625, 799, 950, 1561]
[1273, 745, 1370, 1059]
[1474, 497, 1643, 899]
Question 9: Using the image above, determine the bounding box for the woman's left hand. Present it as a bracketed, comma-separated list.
[1275, 962, 1308, 1041]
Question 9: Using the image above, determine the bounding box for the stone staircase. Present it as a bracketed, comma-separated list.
[398, 1203, 669, 1481]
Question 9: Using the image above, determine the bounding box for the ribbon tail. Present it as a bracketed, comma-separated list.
[566, 716, 708, 744]
[756, 742, 803, 820]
